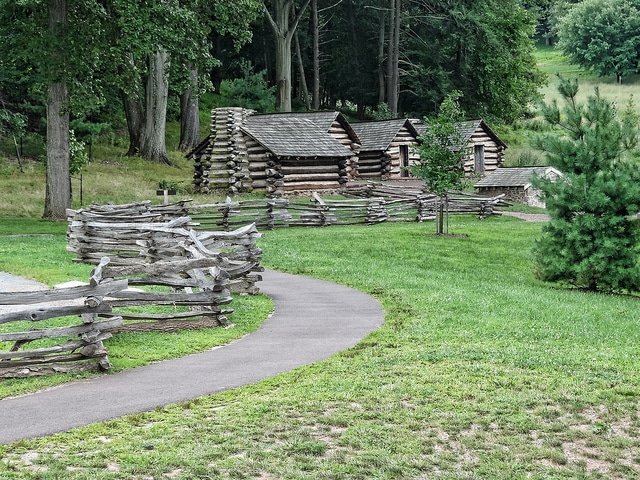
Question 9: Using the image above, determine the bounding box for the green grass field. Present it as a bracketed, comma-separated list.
[1, 217, 638, 479]
[503, 46, 640, 167]
[0, 219, 273, 399]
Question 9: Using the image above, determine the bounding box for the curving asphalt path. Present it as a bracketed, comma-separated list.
[0, 269, 383, 444]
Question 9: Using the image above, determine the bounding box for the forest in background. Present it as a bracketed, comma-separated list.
[1, 0, 639, 218]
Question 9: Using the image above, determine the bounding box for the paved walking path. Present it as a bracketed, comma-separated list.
[0, 269, 383, 444]
[502, 211, 550, 223]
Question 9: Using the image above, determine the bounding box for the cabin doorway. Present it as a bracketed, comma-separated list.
[400, 145, 410, 177]
[474, 145, 485, 173]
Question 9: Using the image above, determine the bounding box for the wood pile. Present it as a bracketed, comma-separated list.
[0, 259, 125, 378]
[67, 203, 263, 294]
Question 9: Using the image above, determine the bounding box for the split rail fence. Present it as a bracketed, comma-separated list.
[187, 183, 507, 231]
[0, 255, 235, 378]
[67, 203, 263, 294]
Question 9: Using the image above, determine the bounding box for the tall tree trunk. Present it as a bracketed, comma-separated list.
[386, 0, 397, 115]
[312, 0, 320, 110]
[179, 67, 200, 151]
[140, 48, 170, 164]
[392, 0, 401, 114]
[294, 31, 311, 110]
[43, 0, 70, 220]
[377, 8, 386, 105]
[121, 89, 144, 156]
[275, 33, 293, 112]
[210, 36, 223, 93]
[44, 81, 70, 219]
[264, 0, 312, 112]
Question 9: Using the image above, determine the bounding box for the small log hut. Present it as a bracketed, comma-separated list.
[412, 118, 507, 176]
[474, 166, 561, 207]
[350, 118, 421, 180]
[189, 108, 361, 195]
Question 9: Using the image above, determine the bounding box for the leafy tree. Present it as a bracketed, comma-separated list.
[557, 0, 640, 83]
[534, 78, 640, 292]
[412, 91, 466, 235]
[216, 63, 276, 112]
[0, 0, 107, 219]
[0, 102, 27, 171]
[68, 130, 88, 175]
[403, 0, 544, 123]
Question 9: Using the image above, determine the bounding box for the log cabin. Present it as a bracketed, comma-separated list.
[474, 166, 562, 207]
[412, 118, 507, 176]
[350, 119, 421, 180]
[189, 108, 361, 195]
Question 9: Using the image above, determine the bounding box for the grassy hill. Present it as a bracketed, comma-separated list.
[0, 108, 229, 218]
[503, 46, 640, 167]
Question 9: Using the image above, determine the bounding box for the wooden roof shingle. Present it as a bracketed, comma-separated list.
[250, 111, 360, 145]
[351, 118, 419, 152]
[412, 119, 507, 150]
[474, 167, 558, 188]
[242, 116, 352, 158]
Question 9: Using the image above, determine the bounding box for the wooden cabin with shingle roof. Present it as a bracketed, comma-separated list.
[412, 118, 507, 176]
[188, 108, 359, 195]
[351, 119, 421, 180]
[475, 166, 562, 207]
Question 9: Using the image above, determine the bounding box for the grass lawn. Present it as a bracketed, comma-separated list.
[1, 216, 638, 479]
[536, 46, 640, 117]
[503, 46, 640, 167]
[0, 219, 273, 399]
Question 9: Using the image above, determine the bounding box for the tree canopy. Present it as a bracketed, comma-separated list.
[0, 0, 545, 216]
[557, 0, 640, 82]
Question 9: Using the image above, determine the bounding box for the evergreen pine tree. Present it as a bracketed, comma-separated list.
[534, 78, 640, 292]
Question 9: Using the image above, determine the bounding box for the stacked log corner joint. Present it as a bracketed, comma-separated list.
[193, 107, 255, 195]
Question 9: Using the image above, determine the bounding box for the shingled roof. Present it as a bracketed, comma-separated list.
[351, 118, 419, 152]
[242, 116, 353, 158]
[475, 167, 559, 188]
[250, 111, 360, 145]
[412, 119, 507, 150]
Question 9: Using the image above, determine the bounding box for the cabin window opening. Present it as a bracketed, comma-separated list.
[474, 145, 485, 173]
[400, 145, 410, 177]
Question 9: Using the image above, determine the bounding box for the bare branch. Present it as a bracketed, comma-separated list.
[263, 4, 281, 36]
[287, 0, 312, 41]
[319, 0, 343, 13]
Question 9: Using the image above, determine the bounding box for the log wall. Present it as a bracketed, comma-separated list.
[192, 107, 254, 194]
[462, 128, 505, 175]
[385, 126, 420, 178]
[328, 120, 361, 179]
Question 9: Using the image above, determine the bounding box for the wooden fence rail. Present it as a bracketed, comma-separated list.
[67, 206, 263, 294]
[0, 259, 124, 378]
[186, 187, 506, 231]
[0, 254, 236, 378]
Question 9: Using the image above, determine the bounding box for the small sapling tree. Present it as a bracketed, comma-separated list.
[412, 91, 466, 235]
[534, 78, 640, 292]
